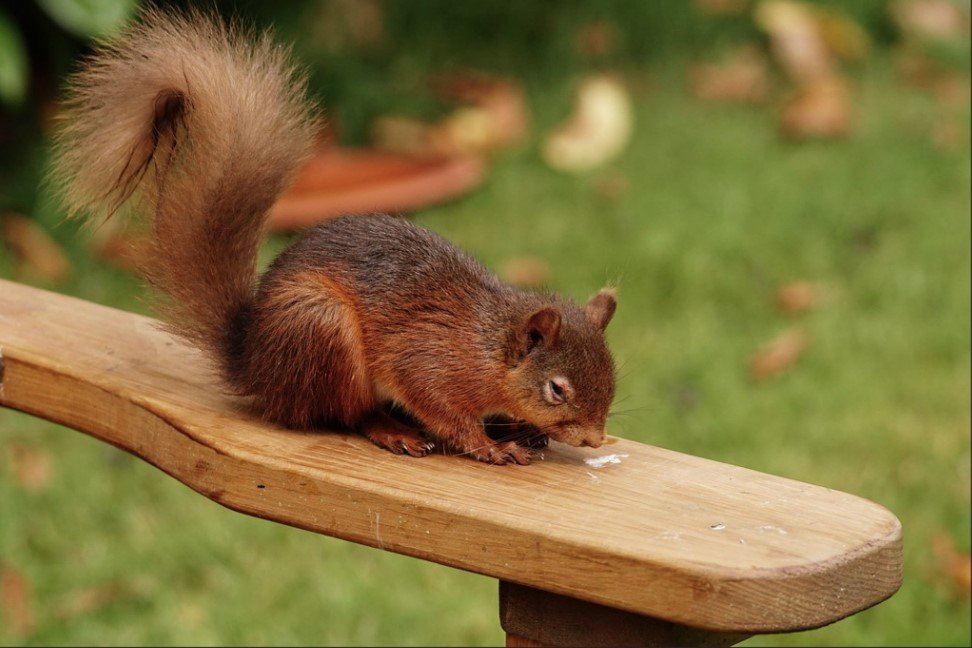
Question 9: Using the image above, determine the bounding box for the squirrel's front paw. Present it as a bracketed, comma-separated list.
[472, 440, 534, 466]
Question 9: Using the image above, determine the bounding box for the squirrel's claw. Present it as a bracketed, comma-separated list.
[472, 440, 534, 466]
[363, 418, 434, 458]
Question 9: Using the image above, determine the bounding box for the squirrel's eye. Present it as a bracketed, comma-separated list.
[543, 377, 571, 405]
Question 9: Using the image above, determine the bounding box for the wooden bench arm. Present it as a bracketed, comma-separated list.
[0, 279, 902, 635]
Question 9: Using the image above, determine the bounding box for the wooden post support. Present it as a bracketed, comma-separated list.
[499, 581, 749, 647]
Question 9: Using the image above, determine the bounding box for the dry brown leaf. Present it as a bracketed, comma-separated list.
[691, 46, 771, 103]
[575, 20, 620, 58]
[780, 77, 854, 140]
[756, 0, 835, 84]
[932, 75, 972, 107]
[895, 45, 942, 88]
[0, 566, 34, 638]
[431, 72, 530, 155]
[932, 119, 967, 151]
[890, 0, 970, 42]
[894, 46, 971, 109]
[750, 328, 809, 380]
[54, 580, 148, 620]
[305, 0, 386, 53]
[374, 73, 529, 158]
[371, 116, 439, 156]
[594, 171, 630, 202]
[7, 443, 52, 493]
[932, 533, 972, 597]
[1, 213, 71, 283]
[775, 280, 821, 314]
[541, 75, 633, 173]
[499, 257, 552, 288]
[437, 106, 508, 156]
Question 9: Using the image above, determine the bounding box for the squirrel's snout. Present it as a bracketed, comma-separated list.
[580, 429, 606, 448]
[550, 423, 606, 448]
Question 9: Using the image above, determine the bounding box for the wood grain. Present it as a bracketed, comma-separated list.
[0, 279, 902, 633]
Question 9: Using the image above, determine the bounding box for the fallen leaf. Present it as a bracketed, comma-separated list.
[7, 443, 51, 492]
[750, 328, 809, 380]
[932, 533, 972, 597]
[575, 20, 620, 58]
[756, 0, 835, 84]
[780, 77, 854, 140]
[932, 119, 967, 151]
[54, 580, 148, 620]
[0, 566, 34, 638]
[894, 46, 971, 107]
[890, 0, 970, 42]
[691, 45, 771, 103]
[304, 0, 386, 54]
[1, 213, 71, 283]
[499, 257, 552, 288]
[437, 106, 507, 156]
[775, 280, 821, 314]
[594, 171, 630, 202]
[541, 74, 633, 173]
[431, 72, 530, 154]
[895, 45, 941, 88]
[370, 115, 439, 156]
[374, 73, 529, 158]
[932, 74, 971, 107]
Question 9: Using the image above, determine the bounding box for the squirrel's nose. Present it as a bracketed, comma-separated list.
[582, 429, 606, 448]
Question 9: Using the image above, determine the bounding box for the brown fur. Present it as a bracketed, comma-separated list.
[52, 9, 618, 465]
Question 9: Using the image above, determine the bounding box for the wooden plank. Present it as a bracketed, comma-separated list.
[499, 582, 750, 647]
[0, 279, 902, 633]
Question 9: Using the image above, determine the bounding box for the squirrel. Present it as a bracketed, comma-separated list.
[51, 9, 618, 465]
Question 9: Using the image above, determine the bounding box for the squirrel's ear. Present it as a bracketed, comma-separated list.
[523, 307, 562, 354]
[584, 288, 617, 331]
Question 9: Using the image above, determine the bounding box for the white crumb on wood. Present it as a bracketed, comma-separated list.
[584, 453, 630, 469]
[758, 525, 789, 535]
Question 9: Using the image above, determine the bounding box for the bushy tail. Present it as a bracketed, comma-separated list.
[52, 8, 318, 368]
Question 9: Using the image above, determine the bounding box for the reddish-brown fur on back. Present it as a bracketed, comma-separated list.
[51, 8, 318, 371]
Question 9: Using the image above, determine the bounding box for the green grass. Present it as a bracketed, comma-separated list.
[1, 56, 969, 645]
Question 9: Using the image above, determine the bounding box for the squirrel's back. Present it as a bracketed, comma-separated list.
[52, 8, 318, 369]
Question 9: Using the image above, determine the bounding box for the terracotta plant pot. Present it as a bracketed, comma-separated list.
[267, 148, 486, 231]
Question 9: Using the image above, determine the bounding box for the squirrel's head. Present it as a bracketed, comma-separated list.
[504, 288, 617, 448]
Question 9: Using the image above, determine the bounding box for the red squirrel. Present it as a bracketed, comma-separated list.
[52, 9, 617, 465]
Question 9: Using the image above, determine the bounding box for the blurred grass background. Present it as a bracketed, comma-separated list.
[1, 0, 969, 645]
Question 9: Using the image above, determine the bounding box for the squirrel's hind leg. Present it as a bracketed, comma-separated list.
[240, 272, 375, 429]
